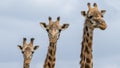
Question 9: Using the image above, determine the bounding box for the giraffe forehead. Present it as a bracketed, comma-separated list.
[88, 9, 101, 16]
[49, 23, 60, 29]
[25, 47, 31, 51]
[22, 46, 33, 51]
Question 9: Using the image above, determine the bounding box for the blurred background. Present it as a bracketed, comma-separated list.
[0, 0, 120, 68]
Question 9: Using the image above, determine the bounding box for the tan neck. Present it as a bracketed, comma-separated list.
[23, 61, 30, 68]
[44, 42, 57, 68]
[80, 21, 93, 68]
[23, 58, 31, 68]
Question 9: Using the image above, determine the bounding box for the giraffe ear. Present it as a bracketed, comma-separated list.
[34, 46, 39, 50]
[61, 24, 69, 30]
[81, 11, 86, 17]
[40, 22, 47, 29]
[101, 10, 106, 15]
[18, 45, 23, 50]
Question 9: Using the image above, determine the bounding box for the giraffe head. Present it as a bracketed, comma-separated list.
[81, 3, 107, 30]
[40, 17, 69, 43]
[18, 38, 39, 64]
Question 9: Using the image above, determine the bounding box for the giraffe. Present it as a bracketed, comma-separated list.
[18, 38, 39, 68]
[80, 3, 107, 68]
[40, 17, 69, 68]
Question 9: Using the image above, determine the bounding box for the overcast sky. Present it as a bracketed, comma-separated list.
[0, 0, 120, 68]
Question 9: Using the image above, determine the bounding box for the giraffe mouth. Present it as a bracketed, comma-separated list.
[99, 23, 107, 30]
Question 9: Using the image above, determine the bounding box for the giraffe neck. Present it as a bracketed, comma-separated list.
[80, 20, 94, 68]
[23, 60, 30, 68]
[44, 42, 57, 68]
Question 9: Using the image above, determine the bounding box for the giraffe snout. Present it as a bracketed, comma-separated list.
[99, 20, 107, 30]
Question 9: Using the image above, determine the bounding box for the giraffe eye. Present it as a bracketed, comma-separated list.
[22, 51, 24, 54]
[46, 29, 49, 32]
[101, 15, 103, 17]
[59, 29, 61, 32]
[88, 16, 93, 19]
[32, 51, 34, 54]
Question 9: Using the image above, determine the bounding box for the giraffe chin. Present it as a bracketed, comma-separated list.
[99, 25, 107, 30]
